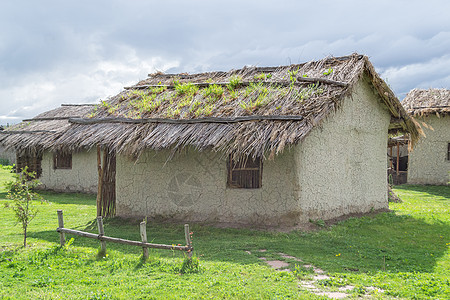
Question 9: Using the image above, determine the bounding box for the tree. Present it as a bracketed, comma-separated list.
[6, 166, 43, 247]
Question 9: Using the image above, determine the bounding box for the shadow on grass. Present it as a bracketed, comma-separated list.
[28, 211, 449, 275]
[395, 184, 450, 199]
[39, 191, 96, 206]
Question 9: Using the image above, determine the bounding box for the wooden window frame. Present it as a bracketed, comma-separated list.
[53, 151, 72, 170]
[227, 154, 262, 189]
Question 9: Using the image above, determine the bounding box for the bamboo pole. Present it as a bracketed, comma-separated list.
[97, 216, 107, 255]
[96, 146, 103, 217]
[389, 146, 393, 169]
[184, 224, 192, 258]
[56, 228, 190, 251]
[140, 222, 149, 260]
[101, 149, 107, 217]
[57, 210, 65, 246]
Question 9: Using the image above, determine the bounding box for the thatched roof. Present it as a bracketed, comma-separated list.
[403, 88, 450, 117]
[0, 104, 94, 153]
[1, 54, 420, 159]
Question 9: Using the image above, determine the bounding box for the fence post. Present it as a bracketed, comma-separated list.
[97, 216, 107, 255]
[140, 221, 149, 260]
[184, 224, 192, 258]
[57, 210, 65, 247]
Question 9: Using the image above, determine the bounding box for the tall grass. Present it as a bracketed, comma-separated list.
[0, 165, 449, 299]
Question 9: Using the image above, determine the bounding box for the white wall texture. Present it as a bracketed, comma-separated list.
[295, 78, 391, 222]
[0, 145, 16, 164]
[116, 148, 300, 227]
[116, 78, 391, 227]
[39, 150, 98, 193]
[408, 115, 450, 185]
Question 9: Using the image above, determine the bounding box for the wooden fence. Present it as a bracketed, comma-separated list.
[56, 210, 193, 259]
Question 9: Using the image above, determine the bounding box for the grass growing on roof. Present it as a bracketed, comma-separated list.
[1, 164, 449, 299]
[90, 69, 330, 120]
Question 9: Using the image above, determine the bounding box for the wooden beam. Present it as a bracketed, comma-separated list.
[69, 115, 304, 125]
[124, 77, 349, 90]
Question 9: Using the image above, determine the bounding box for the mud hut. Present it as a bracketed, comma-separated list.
[0, 104, 98, 193]
[402, 88, 450, 185]
[1, 54, 420, 227]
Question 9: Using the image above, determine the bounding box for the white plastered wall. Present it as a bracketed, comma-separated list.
[295, 78, 391, 222]
[116, 148, 300, 227]
[39, 150, 98, 193]
[408, 115, 450, 185]
[0, 145, 16, 164]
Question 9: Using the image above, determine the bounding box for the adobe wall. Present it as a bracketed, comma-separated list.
[408, 115, 450, 185]
[39, 150, 98, 193]
[0, 145, 16, 165]
[116, 148, 300, 227]
[295, 78, 391, 222]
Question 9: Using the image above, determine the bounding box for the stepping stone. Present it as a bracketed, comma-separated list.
[265, 260, 290, 269]
[278, 253, 303, 261]
[298, 281, 319, 291]
[313, 274, 330, 280]
[313, 267, 325, 274]
[259, 257, 267, 261]
[338, 285, 354, 291]
[245, 250, 252, 255]
[257, 249, 267, 252]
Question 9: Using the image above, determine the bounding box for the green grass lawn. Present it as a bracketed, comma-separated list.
[0, 165, 449, 299]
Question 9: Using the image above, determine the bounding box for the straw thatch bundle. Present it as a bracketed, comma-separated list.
[403, 88, 450, 117]
[0, 104, 94, 153]
[1, 54, 420, 160]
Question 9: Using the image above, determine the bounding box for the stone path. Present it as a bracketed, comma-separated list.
[245, 250, 384, 299]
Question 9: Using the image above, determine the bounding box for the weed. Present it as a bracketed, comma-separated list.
[201, 84, 224, 102]
[174, 82, 198, 96]
[288, 67, 299, 84]
[226, 75, 243, 91]
[179, 255, 202, 274]
[323, 68, 333, 76]
[254, 73, 272, 81]
[309, 219, 325, 227]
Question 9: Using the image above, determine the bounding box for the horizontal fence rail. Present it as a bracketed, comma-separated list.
[56, 210, 193, 259]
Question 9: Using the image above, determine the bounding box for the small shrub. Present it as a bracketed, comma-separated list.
[5, 166, 44, 247]
[179, 255, 202, 274]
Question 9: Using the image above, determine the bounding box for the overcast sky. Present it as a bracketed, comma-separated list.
[1, 0, 449, 124]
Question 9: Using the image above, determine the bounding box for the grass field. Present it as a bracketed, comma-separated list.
[0, 165, 449, 299]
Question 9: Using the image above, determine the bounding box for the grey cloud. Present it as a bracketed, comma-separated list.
[2, 0, 450, 124]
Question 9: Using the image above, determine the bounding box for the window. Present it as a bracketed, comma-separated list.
[227, 155, 262, 189]
[16, 150, 42, 178]
[53, 151, 72, 169]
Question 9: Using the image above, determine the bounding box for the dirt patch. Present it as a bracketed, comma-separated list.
[264, 260, 290, 269]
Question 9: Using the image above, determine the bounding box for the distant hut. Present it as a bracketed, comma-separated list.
[0, 54, 420, 227]
[0, 104, 98, 193]
[387, 135, 409, 185]
[402, 89, 450, 185]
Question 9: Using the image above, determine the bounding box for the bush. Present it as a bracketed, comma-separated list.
[5, 166, 44, 247]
